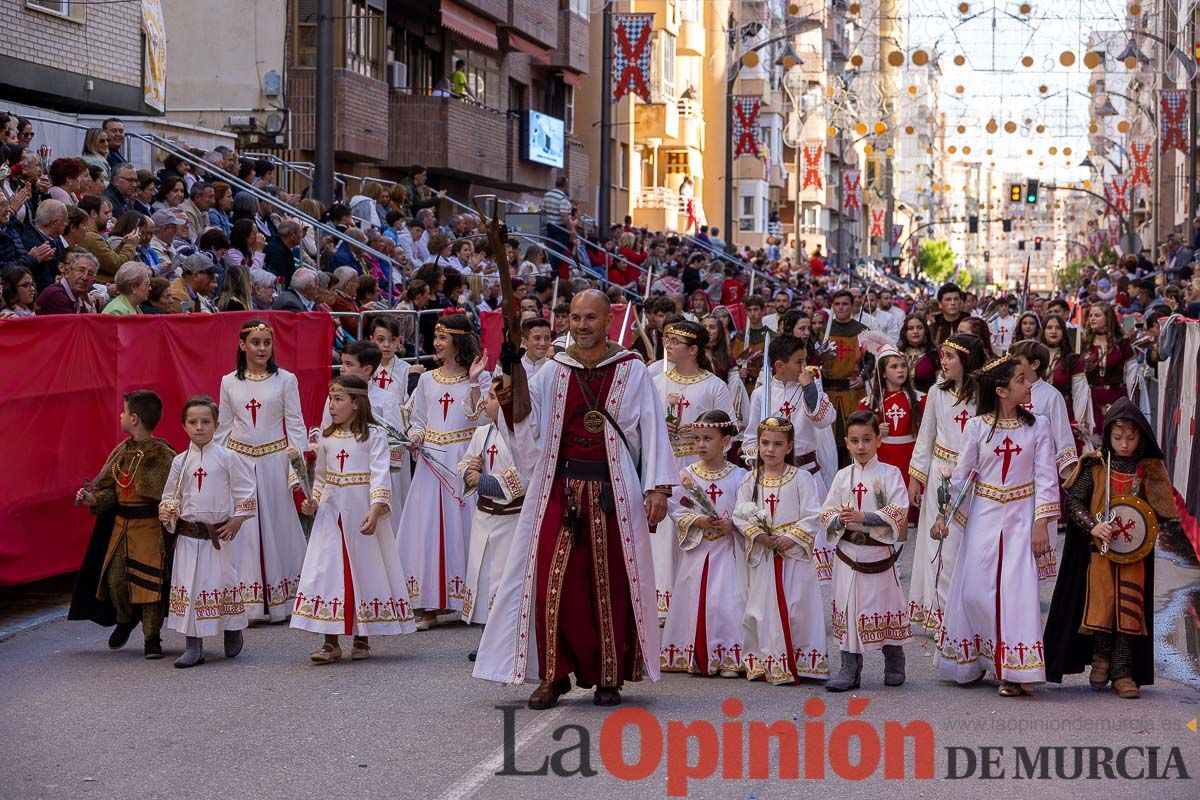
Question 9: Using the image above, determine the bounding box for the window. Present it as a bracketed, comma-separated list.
[564, 84, 575, 135]
[618, 142, 629, 189]
[26, 0, 81, 21]
[568, 0, 589, 18]
[740, 196, 756, 231]
[654, 31, 676, 101]
[390, 25, 436, 94]
[509, 79, 527, 112]
[345, 0, 384, 79]
[679, 0, 700, 22]
[451, 47, 502, 109]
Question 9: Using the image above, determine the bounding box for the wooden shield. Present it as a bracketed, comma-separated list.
[1097, 494, 1158, 564]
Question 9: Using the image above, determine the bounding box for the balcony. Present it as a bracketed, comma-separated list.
[550, 9, 588, 73]
[674, 97, 704, 150]
[388, 94, 509, 183]
[635, 100, 679, 141]
[632, 187, 684, 232]
[507, 0, 558, 49]
[678, 18, 706, 55]
[289, 68, 390, 162]
[456, 0, 508, 22]
[638, 0, 679, 35]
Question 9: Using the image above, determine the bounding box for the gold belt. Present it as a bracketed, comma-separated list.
[325, 471, 371, 487]
[423, 428, 474, 445]
[974, 481, 1035, 504]
[228, 437, 287, 457]
[671, 441, 698, 457]
[933, 443, 959, 462]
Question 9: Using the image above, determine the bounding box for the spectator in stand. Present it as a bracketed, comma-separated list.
[141, 276, 172, 314]
[249, 267, 277, 311]
[230, 191, 259, 226]
[48, 157, 87, 206]
[208, 181, 233, 236]
[156, 154, 185, 186]
[168, 253, 218, 313]
[102, 261, 151, 315]
[382, 209, 404, 246]
[709, 226, 726, 251]
[357, 275, 384, 310]
[0, 265, 37, 318]
[20, 198, 68, 290]
[264, 218, 303, 282]
[107, 210, 149, 261]
[400, 165, 443, 215]
[349, 181, 384, 230]
[216, 263, 254, 312]
[148, 209, 184, 268]
[393, 217, 422, 265]
[226, 218, 265, 270]
[15, 117, 33, 151]
[2, 149, 51, 226]
[255, 190, 282, 240]
[0, 191, 53, 272]
[36, 251, 99, 315]
[330, 266, 361, 332]
[413, 208, 436, 262]
[298, 198, 326, 267]
[152, 175, 185, 214]
[62, 205, 89, 251]
[424, 232, 452, 266]
[132, 170, 156, 216]
[81, 128, 111, 183]
[102, 163, 137, 218]
[445, 237, 476, 274]
[78, 194, 137, 283]
[102, 118, 127, 169]
[179, 182, 214, 242]
[272, 266, 318, 312]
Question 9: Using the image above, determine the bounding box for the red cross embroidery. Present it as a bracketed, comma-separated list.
[613, 18, 653, 103]
[734, 100, 761, 158]
[487, 444, 498, 471]
[851, 482, 868, 510]
[673, 395, 691, 420]
[193, 467, 207, 492]
[765, 493, 779, 518]
[993, 436, 1022, 482]
[374, 370, 393, 391]
[336, 449, 350, 472]
[706, 482, 723, 505]
[801, 144, 823, 189]
[777, 400, 796, 417]
[245, 398, 262, 427]
[954, 409, 970, 432]
[884, 403, 906, 429]
[438, 392, 455, 422]
[1112, 515, 1136, 543]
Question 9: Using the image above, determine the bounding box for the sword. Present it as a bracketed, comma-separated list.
[1097, 451, 1113, 553]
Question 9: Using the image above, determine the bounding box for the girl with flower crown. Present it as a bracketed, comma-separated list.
[214, 319, 309, 622]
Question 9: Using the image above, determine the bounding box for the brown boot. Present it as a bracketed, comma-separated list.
[1088, 655, 1110, 690]
[528, 677, 571, 710]
[1112, 677, 1140, 699]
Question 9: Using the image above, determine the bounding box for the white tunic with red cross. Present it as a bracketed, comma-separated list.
[460, 422, 524, 625]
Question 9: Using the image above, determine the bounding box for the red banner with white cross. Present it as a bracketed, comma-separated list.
[612, 13, 654, 103]
[801, 140, 824, 189]
[733, 95, 763, 158]
[843, 170, 861, 211]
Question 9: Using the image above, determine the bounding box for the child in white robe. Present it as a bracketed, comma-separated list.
[662, 410, 748, 677]
[818, 410, 911, 691]
[460, 378, 525, 633]
[734, 417, 829, 685]
[161, 396, 256, 669]
[369, 316, 423, 509]
[931, 354, 1060, 696]
[293, 376, 416, 663]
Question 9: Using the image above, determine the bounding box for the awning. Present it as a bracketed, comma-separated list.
[441, 0, 499, 51]
[559, 70, 583, 88]
[507, 31, 551, 63]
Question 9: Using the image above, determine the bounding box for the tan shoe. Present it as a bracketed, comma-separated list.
[1089, 655, 1110, 690]
[1112, 677, 1140, 699]
[310, 642, 342, 664]
[415, 611, 439, 631]
[351, 638, 370, 660]
[527, 677, 571, 710]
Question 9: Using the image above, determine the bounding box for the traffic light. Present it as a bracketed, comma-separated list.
[1002, 218, 1012, 232]
[1025, 179, 1039, 204]
[1018, 240, 1026, 250]
[968, 215, 979, 233]
[1009, 184, 1023, 203]
[1034, 236, 1043, 251]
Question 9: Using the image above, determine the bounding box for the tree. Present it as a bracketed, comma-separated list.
[915, 240, 957, 284]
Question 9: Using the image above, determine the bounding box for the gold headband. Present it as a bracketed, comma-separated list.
[943, 340, 969, 355]
[241, 322, 272, 334]
[692, 419, 735, 430]
[982, 353, 1014, 372]
[329, 382, 369, 397]
[663, 325, 698, 341]
[435, 322, 472, 336]
[758, 417, 794, 434]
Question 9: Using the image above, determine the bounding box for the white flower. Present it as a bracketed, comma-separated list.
[735, 502, 760, 519]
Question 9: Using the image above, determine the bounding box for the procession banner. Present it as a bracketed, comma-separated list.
[0, 312, 332, 584]
[612, 13, 655, 103]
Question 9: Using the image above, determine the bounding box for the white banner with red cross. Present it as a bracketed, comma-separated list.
[843, 170, 861, 211]
[1104, 176, 1130, 217]
[1107, 218, 1121, 247]
[1161, 90, 1188, 153]
[892, 224, 904, 247]
[612, 13, 654, 103]
[733, 96, 763, 158]
[1129, 139, 1153, 186]
[801, 140, 824, 189]
[869, 207, 885, 238]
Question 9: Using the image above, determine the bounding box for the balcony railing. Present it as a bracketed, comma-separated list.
[388, 93, 509, 182]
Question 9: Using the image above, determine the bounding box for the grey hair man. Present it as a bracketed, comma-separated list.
[272, 266, 319, 312]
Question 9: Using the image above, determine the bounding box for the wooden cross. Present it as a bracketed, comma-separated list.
[336, 449, 350, 472]
[193, 467, 207, 492]
[992, 436, 1023, 482]
[245, 398, 262, 427]
[438, 392, 455, 421]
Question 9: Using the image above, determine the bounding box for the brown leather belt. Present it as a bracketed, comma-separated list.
[841, 527, 893, 548]
[478, 497, 524, 517]
[116, 503, 159, 520]
[176, 519, 227, 549]
[823, 378, 853, 390]
[835, 545, 900, 574]
[795, 451, 817, 467]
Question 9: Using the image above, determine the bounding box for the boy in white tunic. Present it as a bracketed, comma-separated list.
[734, 417, 829, 685]
[370, 316, 423, 505]
[818, 411, 911, 691]
[931, 354, 1059, 697]
[294, 376, 416, 663]
[161, 396, 256, 668]
[460, 378, 525, 634]
[663, 410, 748, 677]
[520, 317, 553, 377]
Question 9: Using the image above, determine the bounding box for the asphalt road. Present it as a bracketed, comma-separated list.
[3, 539, 1199, 800]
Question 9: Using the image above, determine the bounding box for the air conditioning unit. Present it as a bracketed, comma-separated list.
[386, 61, 408, 90]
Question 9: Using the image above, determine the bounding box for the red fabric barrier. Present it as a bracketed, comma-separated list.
[0, 312, 333, 585]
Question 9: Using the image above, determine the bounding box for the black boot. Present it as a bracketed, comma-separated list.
[107, 619, 138, 650]
[467, 650, 477, 662]
[882, 645, 906, 686]
[143, 636, 164, 660]
[224, 629, 244, 658]
[174, 636, 205, 668]
[825, 650, 862, 692]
